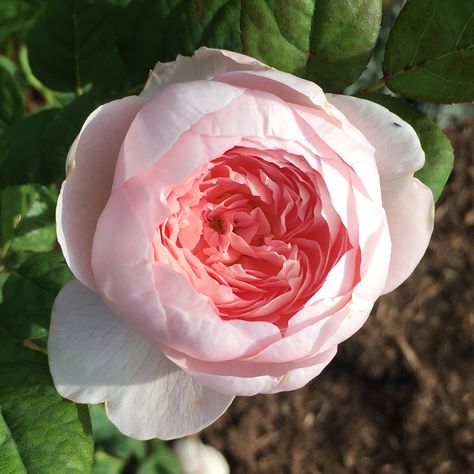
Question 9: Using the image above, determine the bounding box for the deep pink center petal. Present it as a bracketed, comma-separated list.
[154, 147, 351, 330]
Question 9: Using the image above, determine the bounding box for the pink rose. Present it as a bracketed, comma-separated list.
[49, 48, 434, 439]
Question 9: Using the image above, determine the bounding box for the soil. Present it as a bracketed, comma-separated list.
[202, 119, 474, 474]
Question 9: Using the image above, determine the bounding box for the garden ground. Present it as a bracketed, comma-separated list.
[203, 119, 474, 474]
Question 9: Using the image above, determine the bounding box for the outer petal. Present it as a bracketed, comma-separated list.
[141, 47, 333, 114]
[140, 47, 268, 97]
[179, 347, 337, 396]
[327, 94, 434, 293]
[215, 69, 329, 112]
[57, 96, 147, 290]
[48, 280, 234, 440]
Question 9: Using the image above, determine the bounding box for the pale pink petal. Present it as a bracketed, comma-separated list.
[178, 347, 337, 396]
[91, 186, 281, 361]
[214, 69, 328, 110]
[376, 176, 434, 293]
[161, 295, 369, 389]
[350, 186, 391, 302]
[113, 81, 245, 187]
[141, 47, 268, 98]
[129, 130, 242, 192]
[327, 95, 434, 293]
[57, 96, 147, 290]
[48, 280, 234, 440]
[292, 103, 382, 206]
[191, 88, 314, 141]
[141, 47, 333, 115]
[152, 263, 281, 360]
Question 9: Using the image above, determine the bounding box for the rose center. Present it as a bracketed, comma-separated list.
[154, 147, 350, 328]
[207, 215, 224, 234]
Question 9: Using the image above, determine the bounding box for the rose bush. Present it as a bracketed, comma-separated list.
[48, 48, 434, 440]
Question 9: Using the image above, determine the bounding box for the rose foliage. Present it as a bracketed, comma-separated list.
[48, 48, 434, 440]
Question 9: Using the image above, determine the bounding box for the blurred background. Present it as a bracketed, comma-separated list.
[0, 0, 472, 473]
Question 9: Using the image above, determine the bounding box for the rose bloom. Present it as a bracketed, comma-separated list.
[49, 48, 434, 440]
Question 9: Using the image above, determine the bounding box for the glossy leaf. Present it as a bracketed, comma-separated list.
[117, 0, 242, 87]
[14, 251, 72, 293]
[0, 330, 94, 473]
[241, 0, 382, 91]
[0, 410, 26, 474]
[383, 0, 474, 103]
[361, 93, 454, 201]
[27, 0, 123, 92]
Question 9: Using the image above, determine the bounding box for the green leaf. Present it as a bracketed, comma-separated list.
[0, 273, 53, 342]
[92, 452, 125, 474]
[0, 329, 94, 473]
[90, 405, 180, 474]
[41, 91, 102, 178]
[0, 110, 59, 188]
[383, 0, 474, 103]
[0, 183, 69, 342]
[0, 250, 71, 343]
[136, 441, 180, 474]
[0, 185, 23, 257]
[0, 410, 27, 474]
[0, 92, 100, 188]
[240, 0, 382, 91]
[117, 0, 242, 87]
[0, 59, 23, 131]
[27, 0, 124, 93]
[361, 93, 454, 201]
[90, 404, 146, 461]
[14, 251, 72, 293]
[0, 184, 57, 255]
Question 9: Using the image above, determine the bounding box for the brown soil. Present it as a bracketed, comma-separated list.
[202, 119, 474, 474]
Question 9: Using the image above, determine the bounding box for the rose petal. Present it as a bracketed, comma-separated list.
[215, 69, 328, 111]
[91, 186, 281, 361]
[48, 279, 234, 440]
[142, 46, 336, 119]
[113, 80, 245, 187]
[191, 88, 315, 141]
[327, 95, 434, 293]
[57, 96, 147, 290]
[141, 47, 268, 98]
[178, 347, 337, 396]
[376, 176, 434, 293]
